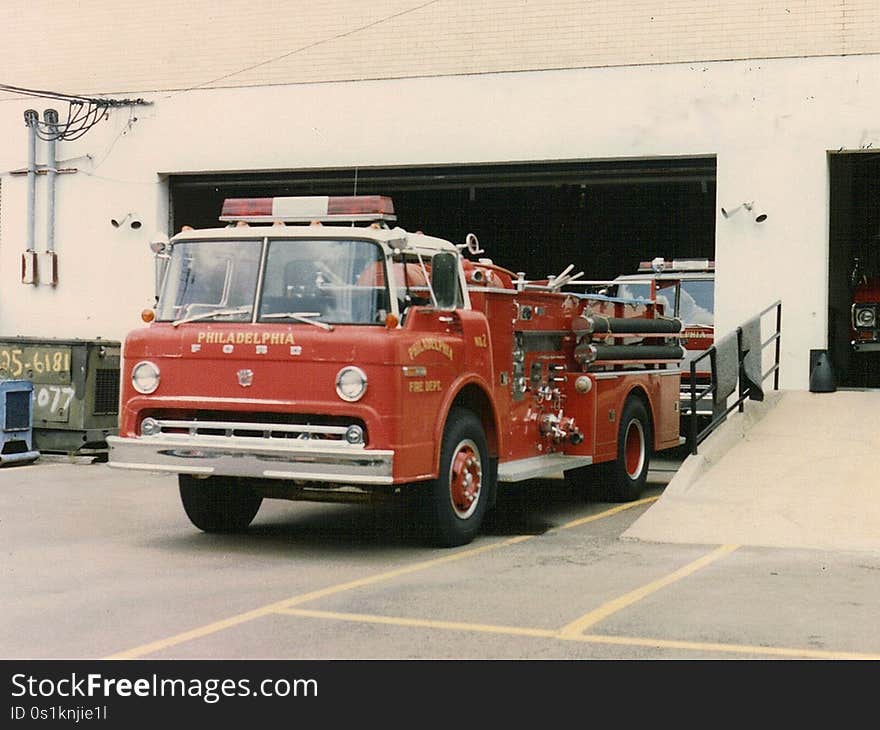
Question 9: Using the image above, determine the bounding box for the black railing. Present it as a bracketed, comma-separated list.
[688, 300, 782, 455]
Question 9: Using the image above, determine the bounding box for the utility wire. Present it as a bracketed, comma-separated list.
[0, 82, 148, 107]
[0, 83, 150, 141]
[0, 1, 439, 140]
[163, 0, 441, 98]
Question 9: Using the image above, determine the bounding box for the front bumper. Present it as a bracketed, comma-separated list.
[852, 340, 880, 353]
[106, 433, 395, 484]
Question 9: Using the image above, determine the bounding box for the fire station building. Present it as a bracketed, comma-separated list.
[2, 1, 880, 390]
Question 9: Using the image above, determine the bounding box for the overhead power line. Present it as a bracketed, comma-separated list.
[0, 0, 440, 136]
[166, 0, 442, 97]
[0, 83, 151, 141]
[2, 0, 441, 110]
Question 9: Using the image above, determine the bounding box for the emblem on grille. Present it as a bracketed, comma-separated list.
[237, 369, 254, 387]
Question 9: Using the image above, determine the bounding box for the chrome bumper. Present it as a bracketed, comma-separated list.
[106, 434, 395, 484]
[852, 341, 880, 353]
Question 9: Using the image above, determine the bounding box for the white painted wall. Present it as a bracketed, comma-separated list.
[2, 54, 879, 388]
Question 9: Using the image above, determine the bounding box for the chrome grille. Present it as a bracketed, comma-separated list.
[141, 418, 363, 445]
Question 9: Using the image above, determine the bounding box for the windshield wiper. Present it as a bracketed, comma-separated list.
[261, 311, 334, 331]
[171, 306, 252, 327]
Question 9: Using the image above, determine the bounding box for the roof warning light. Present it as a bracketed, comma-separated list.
[219, 195, 396, 224]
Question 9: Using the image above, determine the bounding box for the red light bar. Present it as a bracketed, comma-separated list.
[220, 197, 274, 219]
[220, 195, 396, 223]
[637, 258, 715, 272]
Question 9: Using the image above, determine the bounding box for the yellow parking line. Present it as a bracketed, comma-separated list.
[105, 535, 533, 659]
[106, 499, 656, 659]
[571, 632, 880, 660]
[279, 607, 559, 640]
[559, 496, 659, 530]
[105, 489, 879, 660]
[281, 606, 880, 660]
[558, 543, 740, 637]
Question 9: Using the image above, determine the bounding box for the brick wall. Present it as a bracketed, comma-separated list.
[2, 1, 878, 94]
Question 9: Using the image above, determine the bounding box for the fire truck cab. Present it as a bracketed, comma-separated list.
[108, 196, 684, 547]
[610, 258, 715, 362]
[609, 258, 714, 420]
[610, 256, 715, 418]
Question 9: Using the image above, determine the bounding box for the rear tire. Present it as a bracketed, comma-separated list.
[179, 474, 263, 532]
[604, 396, 652, 502]
[423, 408, 493, 547]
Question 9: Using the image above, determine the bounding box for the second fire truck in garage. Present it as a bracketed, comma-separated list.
[108, 196, 685, 546]
[609, 257, 715, 425]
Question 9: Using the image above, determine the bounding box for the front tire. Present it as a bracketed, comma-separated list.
[424, 408, 493, 547]
[605, 396, 652, 502]
[179, 474, 263, 532]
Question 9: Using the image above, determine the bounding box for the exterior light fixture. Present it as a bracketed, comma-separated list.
[721, 201, 767, 223]
[111, 212, 143, 229]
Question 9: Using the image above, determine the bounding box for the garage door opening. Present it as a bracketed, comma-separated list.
[828, 151, 880, 388]
[169, 157, 716, 285]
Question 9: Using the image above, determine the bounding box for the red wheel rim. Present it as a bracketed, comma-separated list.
[624, 419, 645, 479]
[448, 439, 482, 519]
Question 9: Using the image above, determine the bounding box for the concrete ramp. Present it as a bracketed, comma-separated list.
[624, 389, 880, 552]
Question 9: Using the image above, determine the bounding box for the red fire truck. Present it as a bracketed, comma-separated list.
[609, 258, 714, 422]
[108, 196, 685, 546]
[850, 255, 880, 354]
[611, 258, 714, 372]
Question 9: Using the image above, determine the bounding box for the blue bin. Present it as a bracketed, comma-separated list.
[0, 379, 40, 466]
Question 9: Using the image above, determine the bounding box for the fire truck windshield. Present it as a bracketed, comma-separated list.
[158, 237, 391, 327]
[258, 238, 388, 325]
[616, 278, 714, 326]
[158, 240, 261, 323]
[679, 279, 714, 326]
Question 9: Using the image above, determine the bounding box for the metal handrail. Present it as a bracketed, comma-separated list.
[688, 300, 782, 455]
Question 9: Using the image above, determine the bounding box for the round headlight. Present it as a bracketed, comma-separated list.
[336, 366, 367, 402]
[856, 307, 876, 328]
[131, 360, 160, 394]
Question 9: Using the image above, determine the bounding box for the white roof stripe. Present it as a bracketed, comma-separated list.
[271, 196, 330, 218]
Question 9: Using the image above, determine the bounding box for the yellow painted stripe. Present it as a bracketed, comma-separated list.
[105, 492, 667, 659]
[558, 543, 739, 637]
[559, 496, 659, 530]
[573, 632, 880, 660]
[279, 607, 558, 639]
[281, 606, 880, 660]
[105, 534, 533, 659]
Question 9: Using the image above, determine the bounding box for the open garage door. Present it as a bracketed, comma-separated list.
[169, 157, 716, 283]
[829, 151, 880, 388]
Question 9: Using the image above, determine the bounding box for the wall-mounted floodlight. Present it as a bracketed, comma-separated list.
[111, 212, 143, 229]
[721, 201, 767, 223]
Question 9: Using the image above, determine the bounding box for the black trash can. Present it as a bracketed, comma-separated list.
[809, 349, 837, 393]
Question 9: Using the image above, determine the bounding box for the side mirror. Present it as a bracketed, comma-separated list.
[150, 233, 171, 300]
[431, 252, 460, 309]
[149, 233, 169, 254]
